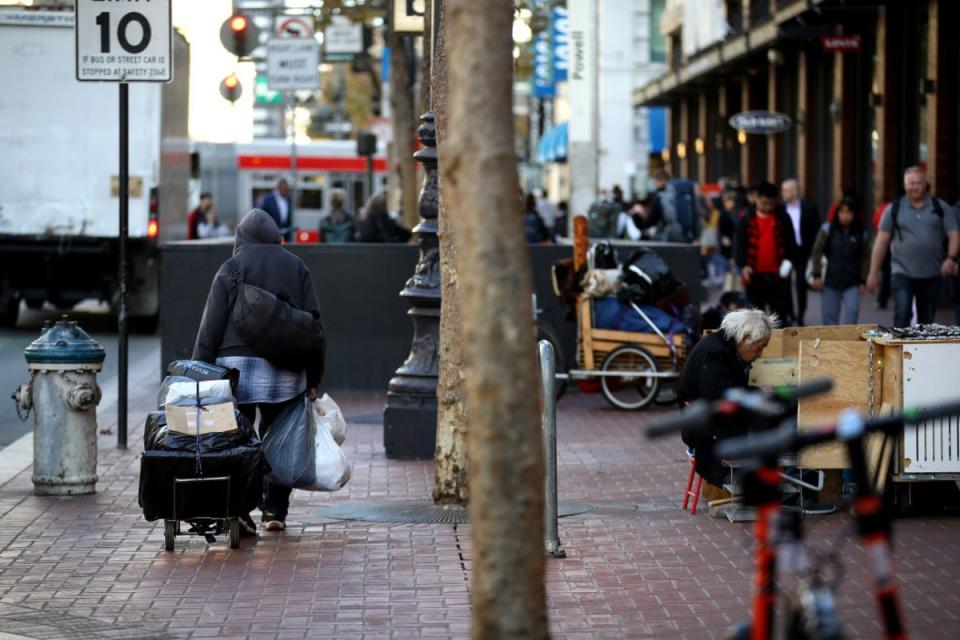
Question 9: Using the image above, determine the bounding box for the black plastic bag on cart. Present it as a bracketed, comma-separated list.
[165, 360, 240, 397]
[143, 408, 258, 453]
[620, 248, 672, 302]
[138, 443, 262, 521]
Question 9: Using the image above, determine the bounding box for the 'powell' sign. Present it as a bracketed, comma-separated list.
[729, 111, 792, 134]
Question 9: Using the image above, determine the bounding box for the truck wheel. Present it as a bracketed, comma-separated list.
[0, 296, 20, 328]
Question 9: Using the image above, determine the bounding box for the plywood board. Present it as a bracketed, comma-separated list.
[879, 344, 902, 411]
[749, 357, 797, 387]
[797, 339, 870, 468]
[782, 324, 875, 358]
[760, 330, 785, 359]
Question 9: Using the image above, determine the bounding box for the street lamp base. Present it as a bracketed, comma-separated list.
[383, 395, 437, 460]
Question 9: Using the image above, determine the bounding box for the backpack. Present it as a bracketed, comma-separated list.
[587, 197, 620, 238]
[890, 196, 945, 241]
[657, 179, 699, 243]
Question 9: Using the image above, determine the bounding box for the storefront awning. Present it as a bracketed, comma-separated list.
[536, 121, 568, 164]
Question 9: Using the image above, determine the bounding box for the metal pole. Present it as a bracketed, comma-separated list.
[365, 154, 374, 203]
[539, 339, 565, 558]
[289, 95, 298, 236]
[118, 82, 129, 450]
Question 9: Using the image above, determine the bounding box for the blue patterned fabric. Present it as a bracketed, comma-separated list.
[216, 356, 305, 405]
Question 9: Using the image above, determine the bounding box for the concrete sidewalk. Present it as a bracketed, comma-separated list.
[1, 375, 959, 638]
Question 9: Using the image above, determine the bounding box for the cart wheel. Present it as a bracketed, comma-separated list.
[654, 380, 680, 407]
[228, 518, 240, 549]
[600, 345, 659, 410]
[163, 520, 176, 551]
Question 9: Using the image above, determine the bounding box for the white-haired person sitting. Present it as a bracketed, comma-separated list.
[678, 309, 778, 499]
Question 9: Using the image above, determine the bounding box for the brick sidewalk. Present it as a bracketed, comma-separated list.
[1, 383, 959, 639]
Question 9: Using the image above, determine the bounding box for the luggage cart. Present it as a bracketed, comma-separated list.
[558, 296, 688, 410]
[163, 476, 240, 551]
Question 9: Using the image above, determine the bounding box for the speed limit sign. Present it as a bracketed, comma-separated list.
[75, 0, 172, 82]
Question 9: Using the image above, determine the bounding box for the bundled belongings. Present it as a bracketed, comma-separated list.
[262, 394, 351, 492]
[581, 269, 622, 298]
[593, 298, 686, 334]
[138, 362, 263, 523]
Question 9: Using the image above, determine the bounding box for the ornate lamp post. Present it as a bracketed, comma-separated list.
[383, 112, 440, 459]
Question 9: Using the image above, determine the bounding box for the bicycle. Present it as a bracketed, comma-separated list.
[707, 399, 960, 640]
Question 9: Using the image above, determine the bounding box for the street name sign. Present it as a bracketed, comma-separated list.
[729, 111, 792, 135]
[75, 0, 172, 82]
[267, 38, 320, 91]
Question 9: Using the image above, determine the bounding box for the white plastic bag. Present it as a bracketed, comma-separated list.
[264, 396, 350, 492]
[312, 394, 347, 445]
[164, 379, 233, 407]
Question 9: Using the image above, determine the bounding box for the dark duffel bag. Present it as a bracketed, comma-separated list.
[231, 282, 326, 372]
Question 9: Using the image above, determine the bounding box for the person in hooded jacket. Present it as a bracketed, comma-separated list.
[193, 209, 325, 534]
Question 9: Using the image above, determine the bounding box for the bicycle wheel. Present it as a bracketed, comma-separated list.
[536, 319, 568, 399]
[600, 345, 659, 410]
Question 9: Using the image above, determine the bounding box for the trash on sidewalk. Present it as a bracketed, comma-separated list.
[263, 394, 351, 492]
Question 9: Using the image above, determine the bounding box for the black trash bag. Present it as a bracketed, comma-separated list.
[231, 283, 326, 372]
[551, 258, 586, 323]
[143, 408, 258, 453]
[261, 395, 316, 489]
[138, 443, 262, 521]
[618, 248, 692, 312]
[592, 241, 619, 269]
[165, 360, 240, 397]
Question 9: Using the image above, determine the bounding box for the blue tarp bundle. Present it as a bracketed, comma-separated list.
[593, 297, 684, 334]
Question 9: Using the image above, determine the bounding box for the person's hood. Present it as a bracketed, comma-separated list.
[234, 209, 281, 254]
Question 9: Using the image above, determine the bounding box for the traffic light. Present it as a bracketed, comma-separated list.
[219, 74, 242, 103]
[219, 12, 260, 57]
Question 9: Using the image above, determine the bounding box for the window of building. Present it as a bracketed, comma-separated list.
[749, 0, 772, 26]
[670, 32, 682, 71]
[725, 0, 743, 35]
[650, 0, 667, 63]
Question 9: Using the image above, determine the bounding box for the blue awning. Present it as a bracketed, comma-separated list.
[536, 121, 568, 164]
[648, 107, 666, 154]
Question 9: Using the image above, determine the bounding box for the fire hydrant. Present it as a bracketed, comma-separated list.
[12, 317, 105, 496]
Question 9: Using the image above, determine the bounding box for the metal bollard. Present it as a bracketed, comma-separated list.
[539, 339, 566, 558]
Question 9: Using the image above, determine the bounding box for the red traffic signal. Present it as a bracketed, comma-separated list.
[220, 12, 260, 57]
[219, 74, 242, 103]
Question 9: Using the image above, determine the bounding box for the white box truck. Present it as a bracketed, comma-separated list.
[0, 9, 190, 329]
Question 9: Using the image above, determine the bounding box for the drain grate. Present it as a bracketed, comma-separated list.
[312, 500, 592, 524]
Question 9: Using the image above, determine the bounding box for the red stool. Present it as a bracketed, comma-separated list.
[682, 451, 703, 514]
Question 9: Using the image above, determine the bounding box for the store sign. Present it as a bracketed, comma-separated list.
[551, 7, 568, 82]
[822, 35, 861, 52]
[532, 30, 555, 98]
[729, 111, 792, 135]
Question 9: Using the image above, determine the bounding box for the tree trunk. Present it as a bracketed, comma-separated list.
[388, 31, 419, 230]
[442, 2, 548, 638]
[431, 0, 469, 506]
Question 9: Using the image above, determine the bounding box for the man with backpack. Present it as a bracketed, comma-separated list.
[631, 170, 699, 243]
[867, 166, 960, 327]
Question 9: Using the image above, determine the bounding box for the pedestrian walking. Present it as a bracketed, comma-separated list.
[734, 181, 797, 321]
[193, 209, 325, 533]
[355, 192, 411, 243]
[780, 179, 821, 325]
[256, 178, 294, 242]
[523, 192, 550, 243]
[187, 192, 212, 240]
[809, 197, 871, 325]
[535, 188, 558, 239]
[320, 189, 355, 243]
[867, 167, 960, 327]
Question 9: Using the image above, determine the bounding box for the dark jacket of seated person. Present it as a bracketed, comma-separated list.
[678, 310, 776, 485]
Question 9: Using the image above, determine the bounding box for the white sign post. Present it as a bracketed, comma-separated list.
[267, 38, 320, 92]
[74, 0, 172, 450]
[75, 0, 171, 82]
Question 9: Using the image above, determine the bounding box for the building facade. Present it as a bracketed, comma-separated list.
[635, 0, 960, 215]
